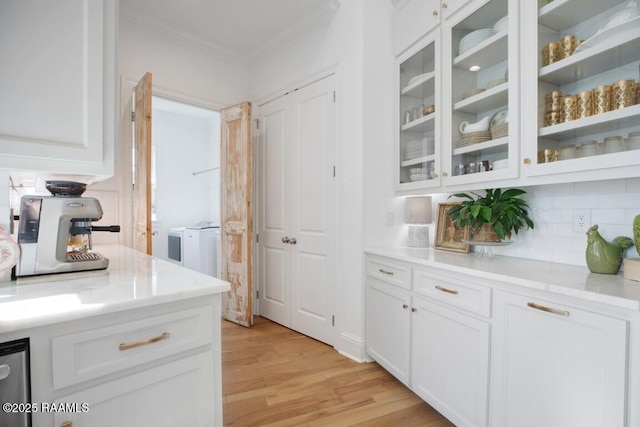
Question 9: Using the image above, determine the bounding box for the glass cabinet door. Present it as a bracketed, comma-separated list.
[522, 0, 640, 178]
[442, 0, 519, 186]
[396, 35, 441, 191]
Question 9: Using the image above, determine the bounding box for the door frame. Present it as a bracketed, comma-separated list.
[254, 67, 342, 346]
[119, 76, 225, 250]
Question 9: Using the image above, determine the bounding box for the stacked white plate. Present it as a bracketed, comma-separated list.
[459, 29, 495, 55]
[460, 131, 491, 147]
[493, 159, 508, 170]
[405, 138, 434, 160]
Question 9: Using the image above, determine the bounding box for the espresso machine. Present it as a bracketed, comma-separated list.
[15, 181, 120, 277]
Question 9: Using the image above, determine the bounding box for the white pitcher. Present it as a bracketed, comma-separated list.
[459, 116, 491, 134]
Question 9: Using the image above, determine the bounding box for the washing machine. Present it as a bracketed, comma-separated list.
[183, 223, 220, 277]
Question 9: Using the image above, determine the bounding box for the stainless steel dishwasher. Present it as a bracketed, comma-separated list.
[0, 338, 31, 427]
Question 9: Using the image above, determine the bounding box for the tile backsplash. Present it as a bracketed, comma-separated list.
[469, 178, 640, 267]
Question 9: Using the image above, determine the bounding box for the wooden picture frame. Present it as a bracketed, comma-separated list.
[435, 202, 470, 253]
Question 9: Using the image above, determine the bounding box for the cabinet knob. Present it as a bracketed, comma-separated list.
[432, 9, 438, 16]
[523, 158, 531, 164]
[411, 307, 417, 313]
[442, 172, 449, 177]
[290, 237, 297, 245]
[282, 236, 290, 243]
[60, 422, 73, 427]
[431, 172, 439, 178]
[442, 2, 448, 9]
[402, 304, 409, 309]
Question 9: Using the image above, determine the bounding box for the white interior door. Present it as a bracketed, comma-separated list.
[256, 94, 291, 326]
[257, 74, 336, 345]
[289, 76, 336, 345]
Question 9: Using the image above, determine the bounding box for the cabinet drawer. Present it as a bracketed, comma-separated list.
[51, 305, 213, 390]
[414, 269, 491, 317]
[367, 257, 412, 290]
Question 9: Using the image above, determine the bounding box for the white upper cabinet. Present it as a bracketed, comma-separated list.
[394, 0, 640, 193]
[0, 0, 117, 179]
[441, 0, 519, 188]
[394, 0, 473, 55]
[521, 0, 640, 183]
[396, 34, 442, 190]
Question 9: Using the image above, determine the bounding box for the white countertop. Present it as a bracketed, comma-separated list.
[366, 247, 640, 311]
[0, 244, 230, 334]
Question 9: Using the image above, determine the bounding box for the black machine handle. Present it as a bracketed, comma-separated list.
[91, 225, 121, 233]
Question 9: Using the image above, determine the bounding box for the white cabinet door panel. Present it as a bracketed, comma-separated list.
[412, 296, 490, 427]
[366, 278, 411, 385]
[54, 352, 216, 427]
[0, 0, 116, 176]
[492, 291, 628, 427]
[394, 0, 440, 54]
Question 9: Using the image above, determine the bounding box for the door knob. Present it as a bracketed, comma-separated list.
[289, 237, 297, 245]
[282, 236, 290, 243]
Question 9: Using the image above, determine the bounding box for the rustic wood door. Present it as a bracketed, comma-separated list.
[220, 101, 253, 327]
[133, 72, 153, 255]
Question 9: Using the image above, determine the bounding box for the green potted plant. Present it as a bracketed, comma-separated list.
[447, 188, 534, 242]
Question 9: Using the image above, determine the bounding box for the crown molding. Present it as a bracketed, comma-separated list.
[120, 0, 341, 65]
[119, 13, 250, 66]
[248, 0, 341, 60]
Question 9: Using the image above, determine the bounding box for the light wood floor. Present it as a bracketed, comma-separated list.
[222, 316, 455, 427]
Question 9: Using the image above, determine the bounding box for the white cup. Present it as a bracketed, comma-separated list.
[559, 144, 576, 160]
[581, 140, 599, 157]
[604, 136, 623, 154]
[628, 135, 640, 151]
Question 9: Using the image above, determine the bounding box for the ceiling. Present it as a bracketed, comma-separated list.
[119, 0, 341, 59]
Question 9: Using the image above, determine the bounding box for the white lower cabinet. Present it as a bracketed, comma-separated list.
[24, 296, 223, 427]
[366, 278, 411, 385]
[54, 352, 215, 427]
[411, 296, 490, 427]
[366, 253, 636, 426]
[490, 290, 628, 427]
[365, 255, 491, 427]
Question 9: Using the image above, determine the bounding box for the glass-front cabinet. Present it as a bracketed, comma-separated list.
[441, 0, 519, 186]
[522, 0, 640, 179]
[396, 34, 441, 190]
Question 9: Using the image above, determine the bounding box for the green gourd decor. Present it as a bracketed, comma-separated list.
[585, 225, 634, 274]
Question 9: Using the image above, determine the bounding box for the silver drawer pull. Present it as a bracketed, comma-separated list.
[378, 268, 394, 276]
[119, 332, 171, 351]
[435, 285, 459, 295]
[527, 302, 569, 317]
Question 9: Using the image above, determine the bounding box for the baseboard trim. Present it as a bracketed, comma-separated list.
[335, 331, 373, 363]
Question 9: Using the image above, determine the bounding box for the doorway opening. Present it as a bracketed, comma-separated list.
[148, 96, 221, 261]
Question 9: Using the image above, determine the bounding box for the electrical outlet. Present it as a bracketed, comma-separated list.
[573, 209, 591, 233]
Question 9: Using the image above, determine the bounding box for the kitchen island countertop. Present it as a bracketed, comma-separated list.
[366, 247, 640, 311]
[0, 244, 230, 334]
